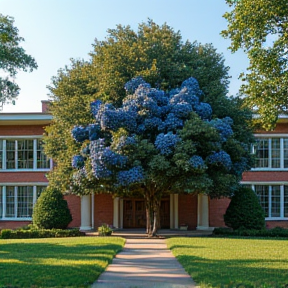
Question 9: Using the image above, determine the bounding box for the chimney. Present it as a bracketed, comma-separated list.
[41, 100, 51, 113]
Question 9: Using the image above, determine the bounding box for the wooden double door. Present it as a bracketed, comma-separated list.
[123, 198, 170, 228]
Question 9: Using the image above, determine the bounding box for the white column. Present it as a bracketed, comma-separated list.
[113, 197, 120, 228]
[91, 193, 95, 229]
[197, 194, 212, 230]
[170, 194, 174, 229]
[80, 195, 92, 230]
[174, 194, 179, 229]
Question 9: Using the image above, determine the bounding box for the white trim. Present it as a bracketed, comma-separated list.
[0, 169, 50, 172]
[0, 114, 52, 121]
[241, 181, 288, 185]
[251, 168, 288, 171]
[254, 134, 288, 137]
[0, 182, 48, 186]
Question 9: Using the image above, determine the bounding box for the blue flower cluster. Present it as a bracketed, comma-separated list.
[194, 103, 212, 120]
[189, 155, 207, 170]
[180, 77, 203, 98]
[169, 89, 199, 107]
[89, 139, 112, 179]
[124, 76, 150, 94]
[72, 155, 85, 169]
[102, 147, 127, 168]
[90, 100, 102, 117]
[206, 151, 232, 170]
[116, 166, 144, 186]
[171, 103, 192, 118]
[209, 118, 233, 142]
[159, 113, 184, 131]
[71, 126, 89, 143]
[87, 124, 100, 141]
[155, 132, 180, 155]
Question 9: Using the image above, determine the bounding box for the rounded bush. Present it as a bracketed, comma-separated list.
[224, 186, 265, 230]
[32, 187, 72, 229]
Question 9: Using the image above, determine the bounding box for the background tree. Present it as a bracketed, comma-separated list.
[0, 13, 37, 108]
[70, 77, 253, 236]
[222, 0, 288, 130]
[45, 20, 253, 193]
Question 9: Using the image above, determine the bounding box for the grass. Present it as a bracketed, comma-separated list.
[167, 237, 288, 288]
[0, 236, 125, 288]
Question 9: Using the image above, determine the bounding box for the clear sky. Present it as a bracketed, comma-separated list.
[1, 0, 248, 113]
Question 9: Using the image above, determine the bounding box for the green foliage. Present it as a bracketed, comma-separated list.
[97, 224, 113, 236]
[224, 186, 265, 230]
[32, 187, 72, 229]
[0, 228, 84, 239]
[213, 227, 288, 238]
[0, 13, 37, 107]
[45, 20, 235, 192]
[222, 0, 288, 130]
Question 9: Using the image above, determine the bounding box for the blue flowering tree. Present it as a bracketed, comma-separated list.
[70, 77, 253, 236]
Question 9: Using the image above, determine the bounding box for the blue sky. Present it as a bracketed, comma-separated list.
[1, 0, 248, 113]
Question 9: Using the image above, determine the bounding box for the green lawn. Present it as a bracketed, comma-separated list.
[0, 236, 125, 288]
[167, 237, 288, 288]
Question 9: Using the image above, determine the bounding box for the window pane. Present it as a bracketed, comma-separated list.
[5, 186, 15, 217]
[271, 139, 280, 168]
[6, 141, 15, 169]
[18, 140, 34, 169]
[255, 139, 269, 168]
[0, 187, 2, 218]
[255, 185, 269, 217]
[0, 140, 3, 169]
[271, 186, 281, 217]
[284, 186, 288, 218]
[17, 186, 34, 218]
[284, 139, 288, 168]
[36, 186, 46, 198]
[37, 140, 50, 169]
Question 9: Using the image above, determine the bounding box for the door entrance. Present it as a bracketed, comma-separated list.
[123, 198, 170, 228]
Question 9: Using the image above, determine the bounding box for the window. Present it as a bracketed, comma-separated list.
[253, 137, 288, 169]
[0, 138, 50, 170]
[0, 186, 47, 219]
[253, 184, 288, 219]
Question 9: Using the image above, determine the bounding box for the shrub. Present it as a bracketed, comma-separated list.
[0, 228, 84, 239]
[213, 227, 288, 238]
[224, 186, 265, 230]
[98, 224, 113, 236]
[32, 187, 72, 229]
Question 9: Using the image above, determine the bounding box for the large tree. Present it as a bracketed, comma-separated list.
[70, 76, 253, 236]
[0, 13, 37, 108]
[44, 21, 254, 231]
[222, 0, 288, 130]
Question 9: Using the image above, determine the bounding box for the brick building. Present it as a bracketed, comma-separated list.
[0, 102, 287, 230]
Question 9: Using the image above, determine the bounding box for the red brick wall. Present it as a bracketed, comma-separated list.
[178, 194, 198, 230]
[209, 198, 231, 227]
[266, 221, 288, 229]
[41, 101, 51, 113]
[0, 125, 47, 136]
[0, 172, 48, 183]
[94, 194, 113, 228]
[0, 221, 31, 230]
[64, 195, 81, 228]
[243, 171, 288, 182]
[255, 123, 288, 133]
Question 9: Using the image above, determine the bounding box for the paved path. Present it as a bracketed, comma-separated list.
[91, 238, 197, 288]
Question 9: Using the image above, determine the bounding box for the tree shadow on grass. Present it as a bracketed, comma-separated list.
[175, 254, 288, 288]
[0, 241, 123, 288]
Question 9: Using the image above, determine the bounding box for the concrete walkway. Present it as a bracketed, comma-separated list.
[91, 238, 197, 288]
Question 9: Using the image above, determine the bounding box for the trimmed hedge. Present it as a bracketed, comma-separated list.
[213, 227, 288, 238]
[32, 187, 72, 229]
[0, 228, 85, 239]
[224, 186, 265, 230]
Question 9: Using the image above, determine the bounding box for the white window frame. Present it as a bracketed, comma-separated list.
[0, 136, 52, 171]
[252, 134, 288, 171]
[242, 181, 288, 220]
[0, 183, 48, 220]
